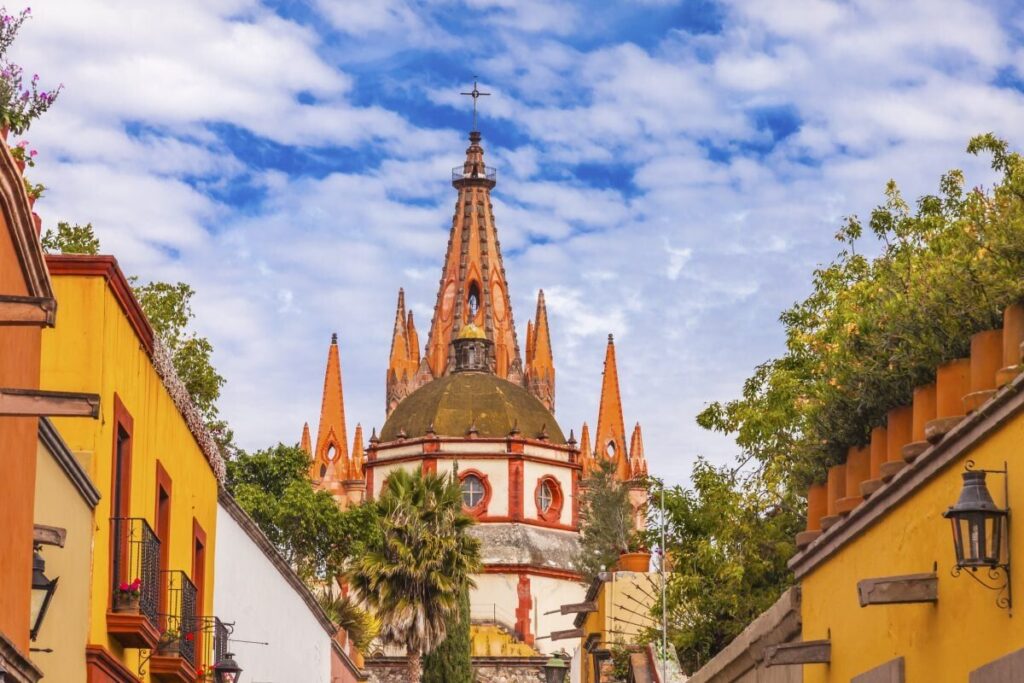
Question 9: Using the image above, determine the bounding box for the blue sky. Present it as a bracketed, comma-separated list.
[14, 0, 1024, 483]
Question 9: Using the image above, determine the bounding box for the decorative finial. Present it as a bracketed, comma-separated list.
[537, 423, 549, 441]
[608, 333, 614, 343]
[332, 332, 338, 344]
[369, 427, 379, 444]
[397, 427, 407, 440]
[426, 421, 436, 436]
[567, 429, 577, 447]
[509, 420, 521, 437]
[467, 420, 479, 438]
[460, 77, 490, 132]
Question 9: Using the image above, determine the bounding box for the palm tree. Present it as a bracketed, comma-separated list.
[348, 466, 481, 681]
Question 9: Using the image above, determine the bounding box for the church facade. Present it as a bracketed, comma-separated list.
[299, 128, 649, 657]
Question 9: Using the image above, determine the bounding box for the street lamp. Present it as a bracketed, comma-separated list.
[213, 652, 243, 683]
[30, 546, 58, 641]
[944, 462, 1011, 610]
[543, 651, 568, 683]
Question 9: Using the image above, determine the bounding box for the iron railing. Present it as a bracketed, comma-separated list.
[110, 517, 160, 630]
[193, 616, 232, 678]
[470, 602, 518, 634]
[158, 570, 197, 666]
[451, 164, 497, 182]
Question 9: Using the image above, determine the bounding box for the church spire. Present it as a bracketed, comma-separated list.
[526, 289, 555, 412]
[349, 423, 365, 480]
[595, 334, 630, 481]
[629, 422, 648, 478]
[423, 130, 523, 382]
[387, 289, 420, 415]
[311, 333, 349, 482]
[578, 422, 593, 477]
[300, 422, 312, 456]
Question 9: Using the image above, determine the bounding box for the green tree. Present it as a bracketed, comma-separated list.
[576, 457, 639, 583]
[226, 443, 380, 581]
[348, 467, 481, 682]
[131, 279, 225, 424]
[41, 221, 99, 254]
[661, 460, 801, 673]
[422, 584, 472, 683]
[317, 590, 380, 651]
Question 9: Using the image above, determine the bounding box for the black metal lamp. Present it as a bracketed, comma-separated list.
[29, 546, 58, 641]
[945, 470, 1007, 568]
[543, 651, 569, 683]
[944, 462, 1012, 610]
[213, 652, 243, 683]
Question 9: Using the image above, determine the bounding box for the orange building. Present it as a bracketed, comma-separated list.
[298, 126, 651, 669]
[0, 134, 98, 681]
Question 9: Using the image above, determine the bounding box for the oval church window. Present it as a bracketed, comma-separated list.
[462, 474, 485, 509]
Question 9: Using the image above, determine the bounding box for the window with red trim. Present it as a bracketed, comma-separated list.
[534, 476, 564, 523]
[459, 469, 492, 517]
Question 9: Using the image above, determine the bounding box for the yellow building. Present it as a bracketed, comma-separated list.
[783, 305, 1024, 682]
[570, 556, 661, 683]
[39, 254, 223, 683]
[32, 417, 101, 682]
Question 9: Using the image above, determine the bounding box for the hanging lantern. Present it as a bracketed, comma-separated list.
[944, 470, 1007, 569]
[30, 547, 58, 641]
[213, 652, 243, 683]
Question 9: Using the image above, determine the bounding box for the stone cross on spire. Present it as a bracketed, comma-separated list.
[460, 78, 490, 131]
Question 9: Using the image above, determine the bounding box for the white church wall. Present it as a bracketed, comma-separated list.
[523, 459, 575, 526]
[214, 501, 333, 683]
[532, 575, 586, 653]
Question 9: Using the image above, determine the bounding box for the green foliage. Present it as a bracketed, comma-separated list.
[41, 221, 99, 255]
[317, 589, 380, 651]
[576, 457, 640, 583]
[423, 584, 472, 683]
[131, 279, 226, 423]
[698, 134, 1024, 489]
[0, 7, 62, 135]
[227, 443, 381, 581]
[662, 460, 802, 673]
[347, 467, 481, 681]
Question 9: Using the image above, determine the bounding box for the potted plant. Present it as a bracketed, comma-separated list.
[8, 140, 35, 172]
[157, 627, 182, 655]
[113, 578, 142, 613]
[616, 533, 652, 572]
[23, 178, 42, 206]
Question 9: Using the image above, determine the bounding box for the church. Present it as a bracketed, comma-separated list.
[298, 123, 649, 659]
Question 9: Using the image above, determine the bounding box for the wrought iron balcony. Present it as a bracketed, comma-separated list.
[193, 616, 234, 680]
[107, 517, 161, 649]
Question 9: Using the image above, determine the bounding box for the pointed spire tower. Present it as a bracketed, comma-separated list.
[311, 333, 350, 483]
[349, 424, 365, 481]
[299, 422, 312, 456]
[628, 422, 648, 478]
[526, 289, 555, 412]
[578, 422, 594, 477]
[423, 129, 523, 383]
[595, 334, 631, 481]
[387, 289, 421, 416]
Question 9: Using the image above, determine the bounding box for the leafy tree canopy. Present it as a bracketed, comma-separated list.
[576, 457, 642, 584]
[41, 221, 99, 255]
[226, 443, 381, 582]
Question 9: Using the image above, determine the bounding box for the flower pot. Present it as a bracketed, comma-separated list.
[964, 329, 1002, 413]
[15, 159, 24, 174]
[836, 446, 869, 515]
[27, 194, 35, 208]
[616, 551, 651, 572]
[881, 405, 912, 481]
[998, 303, 1024, 387]
[113, 592, 141, 613]
[157, 639, 181, 656]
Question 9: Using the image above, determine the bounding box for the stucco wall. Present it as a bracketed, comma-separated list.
[213, 501, 333, 682]
[800, 406, 1024, 681]
[30, 437, 95, 681]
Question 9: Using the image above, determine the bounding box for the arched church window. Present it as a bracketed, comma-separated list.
[467, 282, 481, 318]
[462, 474, 485, 508]
[327, 445, 337, 461]
[319, 464, 327, 479]
[606, 441, 616, 458]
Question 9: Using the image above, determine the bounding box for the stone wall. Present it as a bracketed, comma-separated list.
[365, 656, 550, 683]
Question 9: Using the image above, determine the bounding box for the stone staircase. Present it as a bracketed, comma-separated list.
[470, 623, 538, 657]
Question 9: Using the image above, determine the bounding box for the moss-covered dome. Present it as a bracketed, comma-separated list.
[380, 371, 566, 444]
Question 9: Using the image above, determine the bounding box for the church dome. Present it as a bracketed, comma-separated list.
[380, 371, 566, 444]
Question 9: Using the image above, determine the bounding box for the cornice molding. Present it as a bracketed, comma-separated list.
[38, 417, 100, 508]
